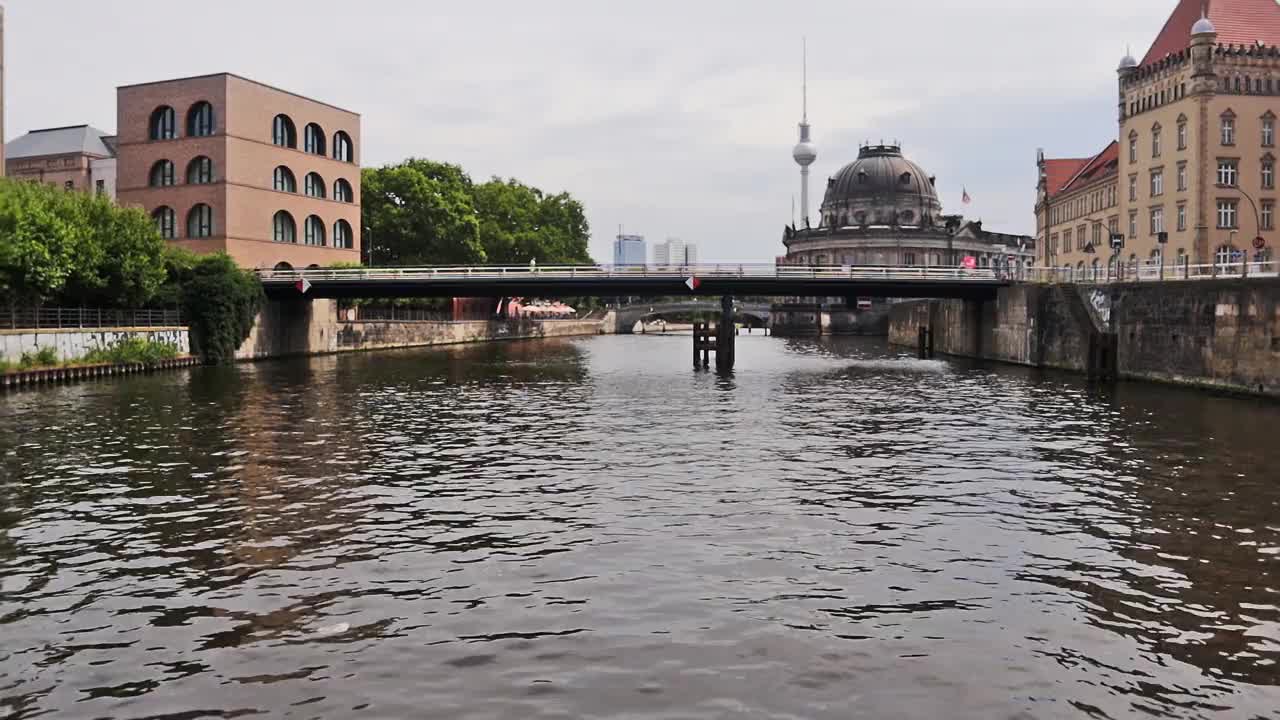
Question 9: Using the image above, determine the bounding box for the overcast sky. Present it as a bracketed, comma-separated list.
[6, 0, 1178, 262]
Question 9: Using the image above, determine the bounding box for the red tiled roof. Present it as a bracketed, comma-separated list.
[1043, 157, 1089, 199]
[1142, 0, 1280, 66]
[1059, 141, 1119, 195]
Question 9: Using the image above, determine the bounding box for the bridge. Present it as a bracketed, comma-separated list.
[257, 264, 1009, 301]
[252, 264, 1012, 373]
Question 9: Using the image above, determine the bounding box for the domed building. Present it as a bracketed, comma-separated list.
[782, 143, 1032, 269]
[774, 143, 1034, 336]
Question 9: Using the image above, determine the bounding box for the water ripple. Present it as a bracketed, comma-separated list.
[1, 336, 1278, 718]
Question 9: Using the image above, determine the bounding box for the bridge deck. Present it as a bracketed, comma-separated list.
[259, 265, 1010, 300]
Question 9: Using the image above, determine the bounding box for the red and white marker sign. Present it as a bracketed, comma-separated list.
[685, 276, 700, 291]
[296, 277, 312, 294]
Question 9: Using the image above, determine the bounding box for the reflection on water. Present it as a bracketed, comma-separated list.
[1, 335, 1278, 719]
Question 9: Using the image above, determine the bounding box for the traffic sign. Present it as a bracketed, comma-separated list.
[1254, 236, 1266, 250]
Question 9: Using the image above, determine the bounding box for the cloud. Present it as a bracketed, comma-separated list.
[5, 0, 1178, 261]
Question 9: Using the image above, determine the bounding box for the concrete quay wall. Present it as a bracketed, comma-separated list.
[236, 299, 607, 360]
[1, 327, 189, 363]
[889, 280, 1280, 398]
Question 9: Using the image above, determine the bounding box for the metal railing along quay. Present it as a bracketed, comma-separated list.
[1, 307, 183, 330]
[1028, 261, 1280, 285]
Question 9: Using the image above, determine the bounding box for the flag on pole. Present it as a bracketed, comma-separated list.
[962, 187, 971, 205]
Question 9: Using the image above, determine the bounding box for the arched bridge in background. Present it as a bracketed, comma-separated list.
[612, 301, 773, 333]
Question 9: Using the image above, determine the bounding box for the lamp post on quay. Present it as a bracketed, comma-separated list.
[1229, 186, 1261, 278]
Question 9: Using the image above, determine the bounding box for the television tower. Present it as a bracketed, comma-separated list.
[791, 39, 817, 226]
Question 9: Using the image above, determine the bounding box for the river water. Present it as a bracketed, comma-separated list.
[1, 335, 1278, 719]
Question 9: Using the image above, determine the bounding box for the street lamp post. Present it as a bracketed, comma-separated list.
[1232, 186, 1261, 278]
[363, 226, 374, 268]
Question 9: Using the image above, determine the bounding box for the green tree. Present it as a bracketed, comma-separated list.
[361, 159, 484, 266]
[0, 181, 85, 303]
[472, 178, 592, 265]
[67, 193, 167, 306]
[179, 253, 264, 364]
[0, 179, 168, 307]
[361, 160, 595, 268]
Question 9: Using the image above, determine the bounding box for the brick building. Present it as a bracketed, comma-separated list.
[116, 73, 361, 269]
[5, 125, 118, 197]
[1038, 0, 1280, 276]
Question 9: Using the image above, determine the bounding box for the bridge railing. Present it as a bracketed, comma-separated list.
[257, 264, 1005, 283]
[1027, 260, 1280, 284]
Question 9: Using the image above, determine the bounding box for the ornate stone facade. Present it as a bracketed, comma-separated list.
[1038, 0, 1280, 274]
[784, 144, 1034, 270]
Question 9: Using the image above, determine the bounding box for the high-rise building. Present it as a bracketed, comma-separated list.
[613, 233, 647, 266]
[116, 73, 361, 270]
[5, 125, 118, 198]
[683, 241, 699, 265]
[653, 237, 685, 267]
[1038, 0, 1280, 273]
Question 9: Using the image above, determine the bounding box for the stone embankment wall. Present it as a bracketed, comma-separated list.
[336, 318, 606, 352]
[237, 299, 607, 360]
[889, 279, 1280, 398]
[0, 327, 189, 363]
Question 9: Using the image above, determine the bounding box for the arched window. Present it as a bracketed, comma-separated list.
[333, 219, 353, 249]
[1091, 258, 1101, 279]
[187, 204, 213, 238]
[304, 172, 326, 198]
[273, 114, 297, 148]
[333, 131, 353, 162]
[273, 166, 297, 193]
[271, 165, 295, 192]
[273, 211, 297, 243]
[333, 178, 354, 203]
[149, 160, 175, 187]
[152, 206, 176, 239]
[187, 101, 215, 137]
[304, 215, 326, 246]
[304, 123, 326, 155]
[273, 261, 294, 272]
[149, 106, 176, 140]
[187, 156, 214, 184]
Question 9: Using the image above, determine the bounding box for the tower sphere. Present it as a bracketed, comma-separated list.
[1118, 53, 1138, 70]
[793, 140, 817, 166]
[1191, 14, 1216, 35]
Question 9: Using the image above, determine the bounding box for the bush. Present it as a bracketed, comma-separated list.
[82, 337, 179, 365]
[179, 254, 264, 364]
[17, 346, 60, 369]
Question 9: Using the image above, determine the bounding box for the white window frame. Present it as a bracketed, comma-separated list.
[1218, 160, 1238, 187]
[1217, 199, 1238, 229]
